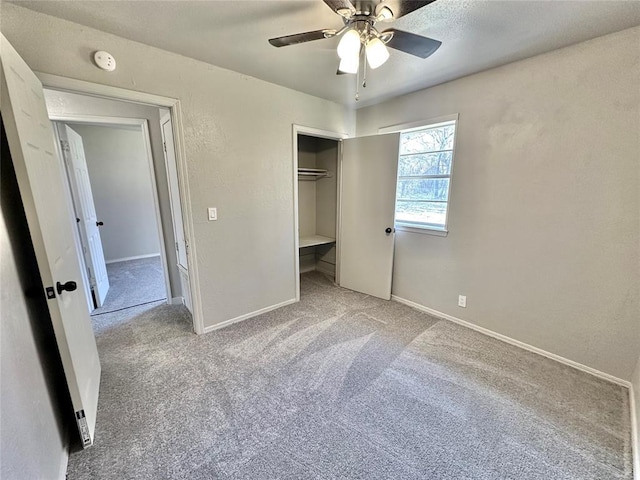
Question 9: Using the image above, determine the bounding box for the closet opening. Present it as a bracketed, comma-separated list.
[293, 127, 344, 300]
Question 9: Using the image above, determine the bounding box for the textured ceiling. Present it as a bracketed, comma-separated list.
[11, 0, 640, 108]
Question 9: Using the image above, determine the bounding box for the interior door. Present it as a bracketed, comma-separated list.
[57, 124, 110, 307]
[160, 114, 188, 270]
[339, 133, 400, 299]
[1, 35, 101, 447]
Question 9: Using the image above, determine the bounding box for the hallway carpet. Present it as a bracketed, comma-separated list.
[91, 256, 166, 316]
[68, 272, 632, 479]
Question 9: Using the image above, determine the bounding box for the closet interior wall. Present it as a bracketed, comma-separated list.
[297, 135, 338, 278]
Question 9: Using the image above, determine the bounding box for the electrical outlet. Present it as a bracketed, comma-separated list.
[208, 207, 217, 221]
[458, 295, 467, 308]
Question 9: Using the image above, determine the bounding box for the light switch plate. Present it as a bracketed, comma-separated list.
[208, 207, 217, 221]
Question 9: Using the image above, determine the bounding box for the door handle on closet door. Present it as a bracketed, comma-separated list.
[385, 227, 394, 234]
[96, 221, 104, 226]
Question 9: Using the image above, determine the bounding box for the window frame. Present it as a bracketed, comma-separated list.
[379, 114, 459, 236]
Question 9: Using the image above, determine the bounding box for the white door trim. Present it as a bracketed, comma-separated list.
[36, 72, 205, 334]
[51, 116, 173, 307]
[292, 125, 348, 301]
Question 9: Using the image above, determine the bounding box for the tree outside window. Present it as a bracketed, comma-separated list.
[395, 121, 456, 231]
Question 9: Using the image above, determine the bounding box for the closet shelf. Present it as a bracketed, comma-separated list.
[299, 235, 336, 249]
[298, 168, 330, 180]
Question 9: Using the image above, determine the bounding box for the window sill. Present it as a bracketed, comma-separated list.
[395, 224, 448, 237]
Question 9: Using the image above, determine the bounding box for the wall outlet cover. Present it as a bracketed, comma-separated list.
[458, 295, 467, 308]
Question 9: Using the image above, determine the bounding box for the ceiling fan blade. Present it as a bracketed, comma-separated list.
[269, 30, 330, 47]
[380, 0, 437, 19]
[383, 29, 441, 59]
[323, 0, 356, 17]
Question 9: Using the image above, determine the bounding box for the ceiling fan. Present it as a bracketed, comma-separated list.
[268, 0, 441, 77]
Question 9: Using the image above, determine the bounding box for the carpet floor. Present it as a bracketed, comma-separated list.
[68, 272, 632, 479]
[91, 256, 166, 316]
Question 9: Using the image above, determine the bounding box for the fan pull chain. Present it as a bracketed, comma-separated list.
[355, 44, 368, 102]
[355, 47, 361, 101]
[362, 48, 367, 89]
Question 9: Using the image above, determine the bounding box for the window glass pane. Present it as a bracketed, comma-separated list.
[400, 124, 455, 154]
[398, 152, 452, 176]
[397, 178, 450, 201]
[395, 201, 447, 228]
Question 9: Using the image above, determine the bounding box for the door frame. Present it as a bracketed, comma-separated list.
[36, 72, 205, 334]
[292, 124, 348, 301]
[51, 116, 172, 310]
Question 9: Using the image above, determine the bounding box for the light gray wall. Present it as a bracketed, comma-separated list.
[2, 4, 354, 329]
[357, 26, 640, 380]
[1, 130, 68, 480]
[43, 89, 181, 297]
[69, 124, 161, 263]
[298, 136, 318, 239]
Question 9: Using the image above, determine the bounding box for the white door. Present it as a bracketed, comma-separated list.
[1, 35, 101, 447]
[57, 124, 110, 307]
[161, 113, 193, 312]
[339, 133, 400, 299]
[160, 115, 188, 269]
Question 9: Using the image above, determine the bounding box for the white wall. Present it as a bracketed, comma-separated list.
[357, 26, 640, 380]
[1, 4, 355, 330]
[44, 89, 181, 297]
[69, 124, 161, 263]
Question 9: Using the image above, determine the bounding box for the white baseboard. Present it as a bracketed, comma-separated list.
[59, 449, 69, 480]
[106, 253, 160, 264]
[391, 295, 631, 388]
[315, 261, 336, 277]
[631, 384, 639, 480]
[170, 296, 183, 306]
[202, 298, 297, 334]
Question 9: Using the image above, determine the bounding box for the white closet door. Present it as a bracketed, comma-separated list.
[339, 133, 400, 300]
[1, 34, 101, 447]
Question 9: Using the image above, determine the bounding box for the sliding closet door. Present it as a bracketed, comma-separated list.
[339, 133, 400, 300]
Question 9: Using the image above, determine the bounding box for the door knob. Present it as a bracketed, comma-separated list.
[96, 221, 104, 226]
[385, 227, 394, 234]
[56, 281, 78, 295]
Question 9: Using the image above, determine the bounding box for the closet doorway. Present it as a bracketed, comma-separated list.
[293, 125, 402, 301]
[293, 126, 344, 299]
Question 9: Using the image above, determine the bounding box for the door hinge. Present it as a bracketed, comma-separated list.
[175, 242, 179, 253]
[59, 140, 70, 152]
[75, 410, 92, 447]
[163, 141, 167, 152]
[45, 286, 56, 299]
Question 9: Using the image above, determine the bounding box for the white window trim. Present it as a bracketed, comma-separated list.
[379, 114, 459, 236]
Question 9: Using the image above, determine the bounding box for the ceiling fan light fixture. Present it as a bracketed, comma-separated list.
[336, 7, 355, 19]
[375, 5, 394, 22]
[337, 29, 361, 59]
[365, 37, 390, 69]
[338, 54, 359, 74]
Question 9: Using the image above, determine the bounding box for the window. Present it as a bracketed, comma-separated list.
[395, 119, 457, 233]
